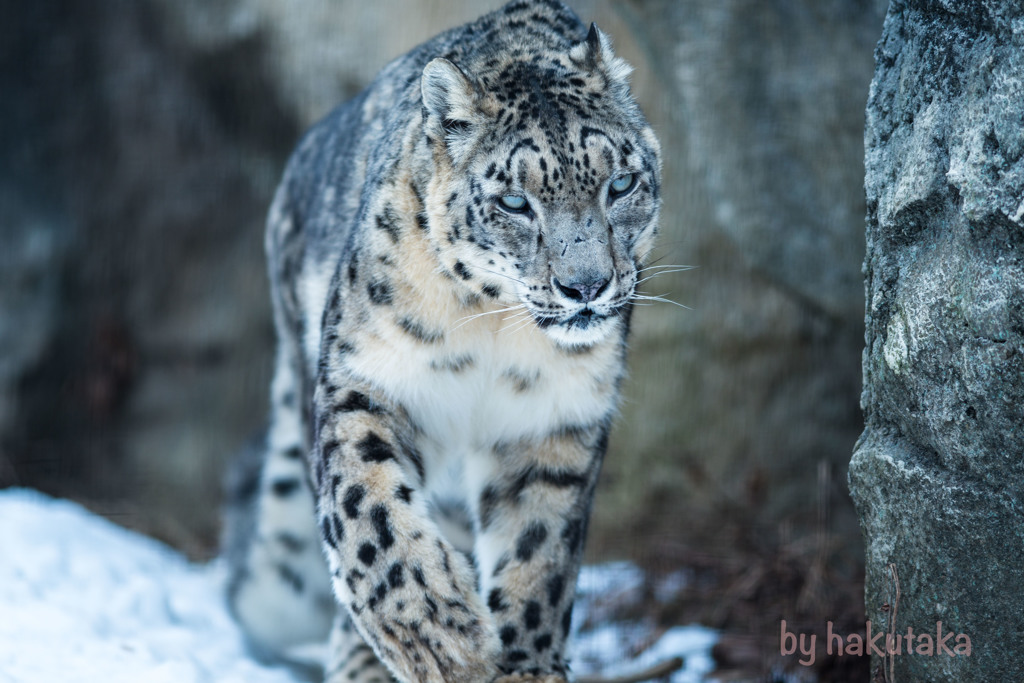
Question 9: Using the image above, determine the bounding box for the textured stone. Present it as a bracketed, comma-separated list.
[0, 187, 70, 447]
[851, 1, 1024, 679]
[592, 0, 883, 554]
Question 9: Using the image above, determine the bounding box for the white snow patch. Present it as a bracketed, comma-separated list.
[571, 564, 719, 683]
[0, 488, 298, 683]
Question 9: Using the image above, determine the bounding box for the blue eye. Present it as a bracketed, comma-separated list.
[499, 195, 529, 213]
[609, 173, 636, 198]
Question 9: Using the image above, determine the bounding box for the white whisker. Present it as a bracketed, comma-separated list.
[497, 312, 537, 334]
[450, 304, 526, 331]
[507, 317, 540, 335]
[641, 263, 696, 270]
[632, 292, 691, 310]
[500, 313, 533, 331]
[475, 266, 527, 287]
[636, 267, 696, 286]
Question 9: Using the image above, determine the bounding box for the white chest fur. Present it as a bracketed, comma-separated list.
[342, 308, 620, 503]
[354, 314, 615, 434]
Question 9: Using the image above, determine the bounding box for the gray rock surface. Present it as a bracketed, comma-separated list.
[0, 0, 282, 549]
[591, 0, 882, 558]
[0, 186, 70, 455]
[851, 1, 1024, 679]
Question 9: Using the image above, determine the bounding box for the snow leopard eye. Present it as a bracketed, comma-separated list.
[609, 173, 636, 199]
[499, 195, 530, 213]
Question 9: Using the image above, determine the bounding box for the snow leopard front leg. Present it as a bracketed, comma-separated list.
[312, 373, 502, 683]
[472, 425, 607, 679]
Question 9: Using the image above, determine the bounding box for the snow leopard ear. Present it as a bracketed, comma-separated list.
[569, 23, 633, 89]
[421, 58, 483, 155]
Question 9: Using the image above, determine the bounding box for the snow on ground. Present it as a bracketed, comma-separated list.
[572, 564, 718, 683]
[0, 489, 717, 682]
[0, 488, 296, 683]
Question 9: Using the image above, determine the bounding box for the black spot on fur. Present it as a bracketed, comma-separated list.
[482, 284, 501, 299]
[358, 542, 377, 566]
[331, 514, 345, 545]
[506, 467, 588, 505]
[345, 568, 365, 594]
[438, 540, 452, 573]
[284, 446, 303, 459]
[430, 354, 475, 373]
[398, 316, 443, 343]
[407, 447, 426, 482]
[562, 605, 574, 636]
[515, 522, 548, 562]
[453, 261, 472, 280]
[562, 517, 585, 552]
[358, 432, 395, 463]
[367, 279, 394, 305]
[502, 367, 537, 393]
[524, 601, 541, 630]
[343, 484, 366, 519]
[479, 486, 500, 530]
[337, 390, 383, 414]
[396, 485, 413, 503]
[412, 565, 427, 587]
[425, 595, 439, 621]
[500, 625, 518, 646]
[271, 477, 301, 497]
[504, 0, 529, 14]
[321, 439, 340, 460]
[375, 207, 401, 243]
[488, 588, 508, 612]
[370, 504, 395, 549]
[534, 633, 553, 652]
[320, 517, 336, 548]
[387, 562, 405, 589]
[547, 574, 565, 607]
[368, 581, 388, 610]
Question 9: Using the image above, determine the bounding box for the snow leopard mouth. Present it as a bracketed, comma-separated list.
[532, 307, 606, 329]
[529, 305, 621, 347]
[560, 308, 607, 330]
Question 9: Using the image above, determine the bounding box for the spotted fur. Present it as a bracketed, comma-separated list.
[225, 1, 661, 681]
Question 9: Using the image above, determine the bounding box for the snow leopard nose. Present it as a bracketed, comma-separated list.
[553, 276, 609, 303]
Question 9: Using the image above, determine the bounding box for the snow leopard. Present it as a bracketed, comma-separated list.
[224, 1, 662, 681]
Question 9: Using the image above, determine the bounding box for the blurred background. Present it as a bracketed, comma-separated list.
[0, 0, 888, 679]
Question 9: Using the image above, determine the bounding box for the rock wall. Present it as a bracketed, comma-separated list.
[851, 0, 1024, 680]
[1, 0, 882, 579]
[590, 0, 882, 560]
[0, 0, 284, 551]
